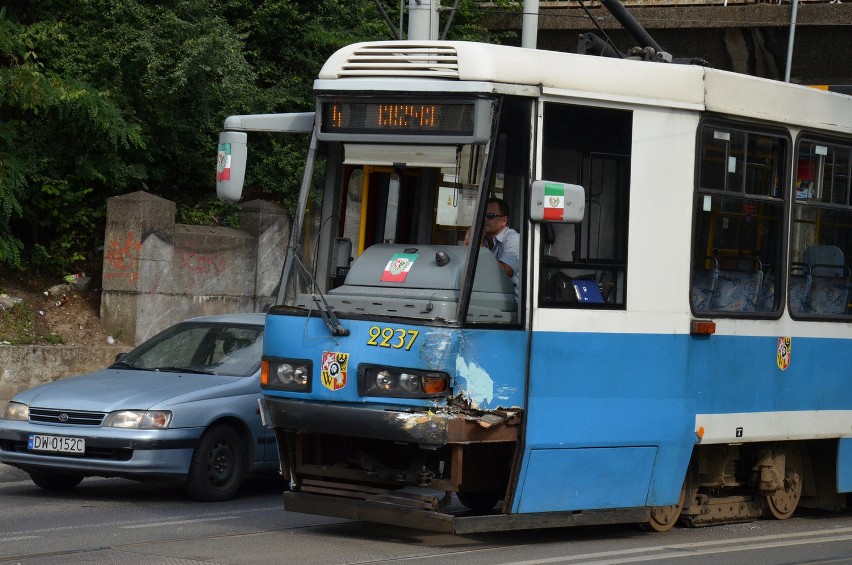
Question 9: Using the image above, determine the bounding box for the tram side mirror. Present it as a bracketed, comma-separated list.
[529, 180, 586, 223]
[216, 131, 248, 202]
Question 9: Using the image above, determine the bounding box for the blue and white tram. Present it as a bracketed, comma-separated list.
[217, 40, 852, 533]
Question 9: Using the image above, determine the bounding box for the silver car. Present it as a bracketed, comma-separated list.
[0, 313, 277, 501]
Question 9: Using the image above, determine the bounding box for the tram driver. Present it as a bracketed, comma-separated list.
[465, 197, 521, 301]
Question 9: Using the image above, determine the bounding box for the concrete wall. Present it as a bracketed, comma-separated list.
[0, 194, 289, 405]
[100, 192, 289, 345]
[0, 345, 127, 409]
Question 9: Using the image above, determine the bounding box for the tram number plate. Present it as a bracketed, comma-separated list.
[366, 326, 419, 351]
[28, 434, 85, 454]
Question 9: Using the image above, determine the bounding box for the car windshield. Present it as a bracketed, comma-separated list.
[115, 322, 263, 377]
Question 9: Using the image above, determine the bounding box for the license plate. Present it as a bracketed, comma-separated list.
[28, 434, 85, 454]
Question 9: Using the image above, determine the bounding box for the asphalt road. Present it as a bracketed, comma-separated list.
[0, 461, 28, 482]
[3, 462, 852, 565]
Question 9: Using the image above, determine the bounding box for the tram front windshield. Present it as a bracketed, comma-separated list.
[280, 136, 521, 326]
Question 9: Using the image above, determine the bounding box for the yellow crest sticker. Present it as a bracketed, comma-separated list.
[777, 337, 791, 371]
[321, 351, 349, 391]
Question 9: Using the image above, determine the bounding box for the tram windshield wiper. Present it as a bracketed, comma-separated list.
[311, 292, 348, 337]
[293, 247, 349, 337]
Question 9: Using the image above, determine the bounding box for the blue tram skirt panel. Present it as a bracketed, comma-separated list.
[516, 330, 852, 514]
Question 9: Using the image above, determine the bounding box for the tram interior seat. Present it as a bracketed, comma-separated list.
[692, 255, 769, 313]
[803, 245, 850, 315]
[541, 223, 560, 263]
[690, 257, 718, 312]
[788, 263, 812, 315]
[539, 223, 608, 304]
[804, 244, 844, 276]
[712, 256, 764, 313]
[540, 223, 567, 303]
[757, 268, 775, 313]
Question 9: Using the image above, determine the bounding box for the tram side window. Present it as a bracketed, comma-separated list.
[467, 96, 532, 324]
[789, 139, 852, 318]
[690, 123, 786, 315]
[538, 103, 631, 309]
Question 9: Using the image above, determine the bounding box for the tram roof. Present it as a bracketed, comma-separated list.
[317, 41, 852, 136]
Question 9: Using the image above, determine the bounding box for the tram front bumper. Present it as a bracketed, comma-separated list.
[259, 397, 519, 445]
[282, 489, 651, 534]
[284, 489, 456, 531]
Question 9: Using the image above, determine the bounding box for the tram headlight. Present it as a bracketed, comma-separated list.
[261, 358, 312, 392]
[359, 365, 449, 399]
[399, 373, 421, 393]
[376, 370, 395, 390]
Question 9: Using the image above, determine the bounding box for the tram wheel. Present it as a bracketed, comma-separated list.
[762, 444, 803, 520]
[457, 491, 502, 513]
[641, 483, 685, 532]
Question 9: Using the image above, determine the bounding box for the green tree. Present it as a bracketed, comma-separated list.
[219, 0, 392, 210]
[1, 1, 511, 274]
[0, 11, 143, 269]
[2, 1, 257, 273]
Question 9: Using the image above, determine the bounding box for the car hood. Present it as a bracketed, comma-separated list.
[14, 369, 250, 412]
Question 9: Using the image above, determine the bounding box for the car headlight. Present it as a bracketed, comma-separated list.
[2, 401, 29, 421]
[359, 365, 449, 399]
[261, 358, 312, 392]
[102, 410, 172, 429]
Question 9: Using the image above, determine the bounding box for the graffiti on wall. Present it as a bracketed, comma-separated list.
[178, 250, 227, 275]
[103, 232, 142, 284]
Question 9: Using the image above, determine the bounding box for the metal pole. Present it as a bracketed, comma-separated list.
[409, 0, 439, 40]
[374, 0, 401, 39]
[784, 0, 799, 82]
[600, 0, 663, 54]
[522, 0, 539, 49]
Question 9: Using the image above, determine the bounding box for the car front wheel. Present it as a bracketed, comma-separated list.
[29, 470, 84, 491]
[186, 424, 244, 502]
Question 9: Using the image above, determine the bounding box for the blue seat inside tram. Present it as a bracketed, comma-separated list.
[692, 255, 776, 313]
[803, 245, 850, 315]
[699, 245, 852, 317]
[712, 256, 764, 313]
[788, 263, 812, 315]
[539, 223, 608, 305]
[690, 257, 718, 312]
[804, 244, 845, 276]
[757, 271, 775, 313]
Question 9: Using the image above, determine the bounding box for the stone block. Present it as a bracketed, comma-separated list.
[173, 225, 256, 296]
[103, 192, 176, 293]
[100, 194, 289, 346]
[240, 200, 289, 302]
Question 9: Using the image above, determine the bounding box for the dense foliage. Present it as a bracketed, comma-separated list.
[0, 1, 517, 275]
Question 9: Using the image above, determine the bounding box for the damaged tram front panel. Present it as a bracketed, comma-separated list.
[256, 75, 551, 530]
